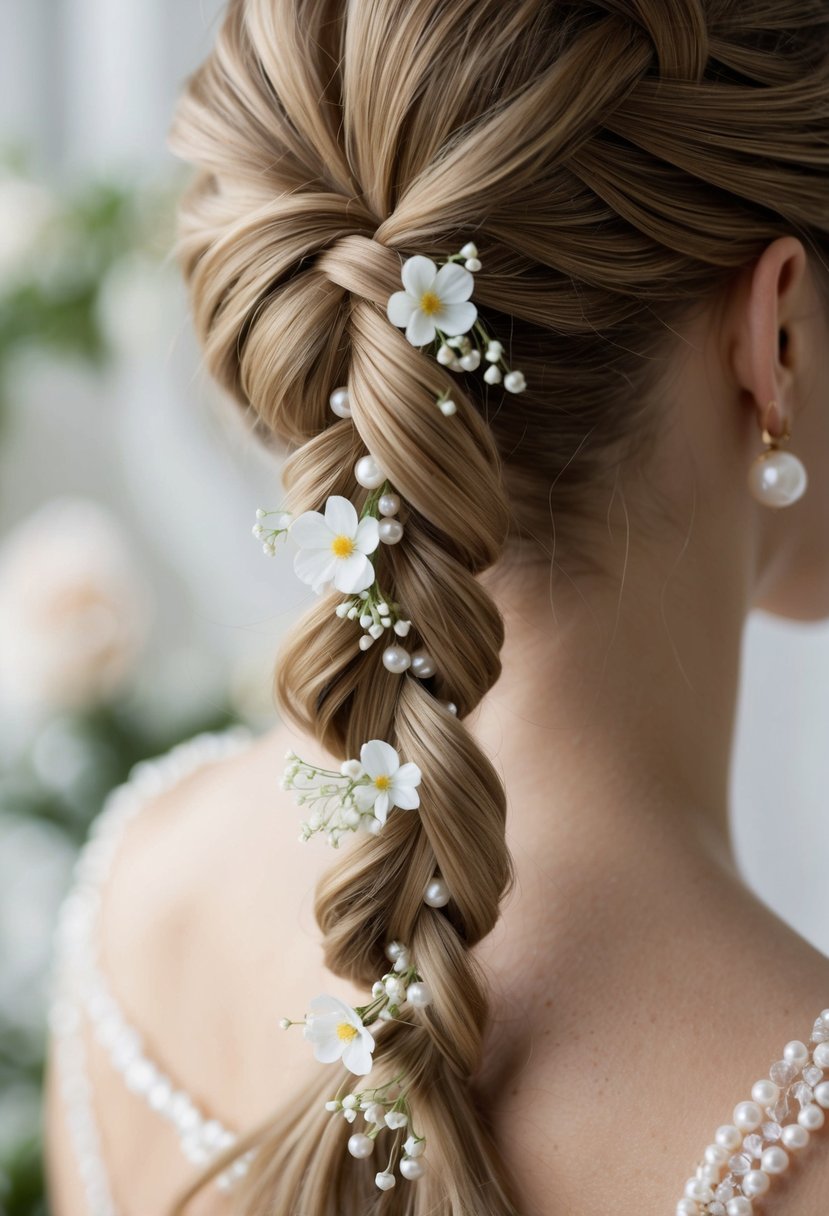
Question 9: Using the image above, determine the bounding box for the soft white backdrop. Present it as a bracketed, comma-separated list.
[1, 0, 828, 959]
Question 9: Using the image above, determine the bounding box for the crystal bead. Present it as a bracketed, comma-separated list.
[761, 1121, 782, 1142]
[742, 1134, 763, 1159]
[728, 1154, 751, 1175]
[769, 1059, 798, 1086]
[769, 1095, 790, 1123]
[707, 1203, 727, 1215]
[811, 1017, 828, 1043]
[715, 1182, 735, 1202]
[803, 1064, 824, 1087]
[792, 1081, 813, 1108]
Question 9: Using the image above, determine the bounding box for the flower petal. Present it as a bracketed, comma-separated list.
[289, 510, 332, 549]
[394, 761, 422, 789]
[308, 1034, 346, 1064]
[359, 739, 400, 778]
[343, 1028, 375, 1076]
[323, 495, 358, 537]
[437, 299, 477, 336]
[375, 791, 389, 820]
[307, 993, 359, 1019]
[294, 548, 337, 590]
[406, 309, 436, 346]
[387, 290, 417, 328]
[354, 516, 380, 554]
[332, 552, 373, 594]
[401, 255, 437, 298]
[434, 261, 474, 303]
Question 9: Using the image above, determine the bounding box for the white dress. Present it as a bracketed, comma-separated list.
[49, 729, 829, 1216]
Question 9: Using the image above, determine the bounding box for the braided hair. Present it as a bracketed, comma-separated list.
[168, 0, 829, 1212]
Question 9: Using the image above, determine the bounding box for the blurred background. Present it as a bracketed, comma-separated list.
[0, 2, 827, 1214]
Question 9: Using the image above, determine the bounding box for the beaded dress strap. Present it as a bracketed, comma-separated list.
[49, 728, 258, 1213]
[677, 1009, 829, 1215]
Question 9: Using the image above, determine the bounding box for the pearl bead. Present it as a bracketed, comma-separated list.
[400, 1157, 426, 1180]
[382, 645, 411, 674]
[378, 518, 404, 545]
[781, 1122, 809, 1149]
[698, 1163, 721, 1186]
[684, 1178, 713, 1202]
[783, 1040, 809, 1067]
[354, 454, 386, 489]
[385, 940, 406, 961]
[409, 649, 436, 679]
[715, 1125, 742, 1151]
[726, 1198, 753, 1216]
[814, 1080, 829, 1108]
[424, 877, 451, 907]
[741, 1169, 769, 1197]
[704, 1144, 729, 1167]
[406, 982, 432, 1007]
[676, 1201, 698, 1216]
[733, 1101, 762, 1132]
[329, 386, 351, 418]
[751, 1079, 779, 1106]
[760, 1146, 788, 1174]
[813, 1041, 829, 1068]
[747, 449, 807, 507]
[443, 700, 458, 715]
[348, 1133, 374, 1158]
[378, 493, 400, 517]
[798, 1102, 825, 1131]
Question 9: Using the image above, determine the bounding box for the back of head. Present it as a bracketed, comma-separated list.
[168, 2, 829, 1212]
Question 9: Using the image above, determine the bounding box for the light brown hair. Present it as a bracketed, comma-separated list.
[168, 1, 829, 1211]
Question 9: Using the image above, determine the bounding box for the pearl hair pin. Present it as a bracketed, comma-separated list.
[746, 401, 807, 508]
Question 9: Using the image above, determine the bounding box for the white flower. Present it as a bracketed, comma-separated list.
[302, 995, 375, 1076]
[290, 496, 380, 595]
[375, 1171, 396, 1191]
[504, 370, 526, 393]
[353, 740, 422, 823]
[385, 1110, 408, 1129]
[387, 256, 477, 346]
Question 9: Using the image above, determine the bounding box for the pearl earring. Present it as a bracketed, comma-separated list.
[747, 401, 808, 508]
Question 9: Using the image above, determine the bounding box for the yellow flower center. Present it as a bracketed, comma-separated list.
[374, 775, 391, 790]
[331, 534, 355, 558]
[337, 1022, 359, 1041]
[419, 290, 442, 316]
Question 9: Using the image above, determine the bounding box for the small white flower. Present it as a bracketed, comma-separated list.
[385, 1110, 408, 1129]
[436, 344, 455, 365]
[403, 1135, 425, 1158]
[290, 496, 380, 595]
[375, 1171, 396, 1191]
[387, 256, 477, 346]
[483, 364, 502, 385]
[342, 1094, 359, 1110]
[485, 340, 503, 362]
[325, 1099, 340, 1111]
[460, 242, 478, 259]
[353, 740, 422, 823]
[340, 759, 364, 779]
[364, 1103, 386, 1125]
[302, 994, 376, 1076]
[439, 398, 457, 416]
[464, 257, 482, 272]
[504, 370, 526, 393]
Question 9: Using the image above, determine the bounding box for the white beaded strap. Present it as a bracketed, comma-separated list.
[50, 728, 258, 1210]
[677, 1008, 829, 1215]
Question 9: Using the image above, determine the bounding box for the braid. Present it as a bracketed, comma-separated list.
[168, 0, 829, 1211]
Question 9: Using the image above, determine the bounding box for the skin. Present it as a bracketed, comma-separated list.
[44, 237, 829, 1214]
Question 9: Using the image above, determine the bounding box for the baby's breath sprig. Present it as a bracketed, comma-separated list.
[251, 506, 292, 556]
[386, 241, 527, 416]
[280, 941, 430, 1188]
[282, 741, 422, 847]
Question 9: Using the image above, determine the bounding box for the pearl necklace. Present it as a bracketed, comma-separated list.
[49, 728, 257, 1211]
[677, 1011, 829, 1215]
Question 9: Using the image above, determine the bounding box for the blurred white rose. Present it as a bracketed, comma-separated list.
[0, 497, 152, 717]
[0, 174, 57, 288]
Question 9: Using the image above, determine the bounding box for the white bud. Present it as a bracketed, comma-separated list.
[464, 257, 481, 272]
[504, 370, 527, 393]
[359, 613, 373, 628]
[341, 1094, 359, 1110]
[403, 1136, 425, 1158]
[325, 1099, 341, 1111]
[439, 398, 457, 416]
[459, 350, 481, 371]
[436, 344, 455, 365]
[485, 340, 503, 362]
[393, 618, 412, 637]
[255, 508, 266, 519]
[380, 616, 392, 627]
[483, 364, 502, 385]
[359, 635, 375, 650]
[368, 622, 385, 639]
[459, 242, 478, 259]
[252, 523, 264, 538]
[347, 606, 359, 619]
[278, 1017, 291, 1030]
[385, 1110, 408, 1129]
[335, 602, 350, 617]
[376, 601, 389, 614]
[375, 1171, 396, 1191]
[340, 759, 363, 779]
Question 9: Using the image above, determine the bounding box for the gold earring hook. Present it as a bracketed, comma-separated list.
[760, 400, 791, 447]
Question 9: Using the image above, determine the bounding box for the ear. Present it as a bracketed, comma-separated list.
[730, 235, 810, 438]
